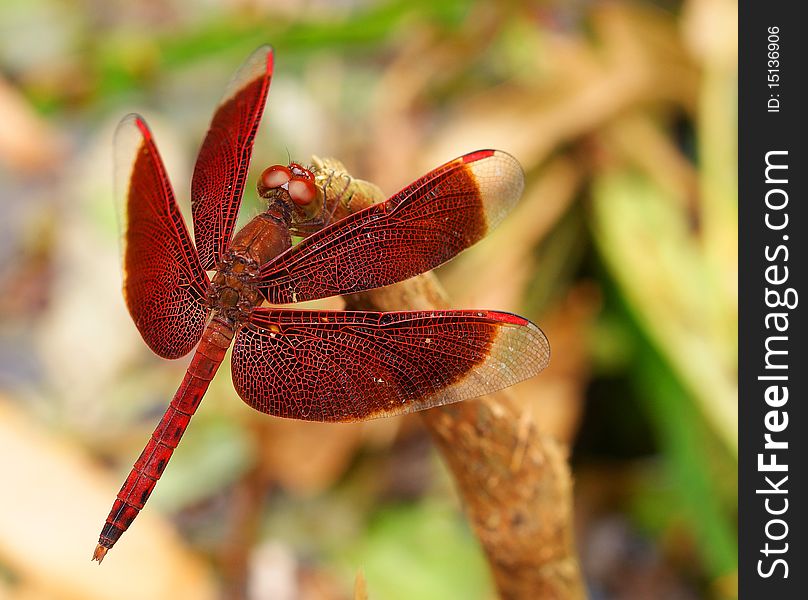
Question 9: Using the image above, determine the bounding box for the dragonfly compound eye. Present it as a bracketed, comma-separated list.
[258, 165, 292, 196]
[288, 177, 317, 206]
[288, 162, 314, 180]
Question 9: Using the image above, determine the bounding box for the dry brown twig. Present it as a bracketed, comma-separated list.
[317, 153, 585, 599]
[346, 274, 585, 600]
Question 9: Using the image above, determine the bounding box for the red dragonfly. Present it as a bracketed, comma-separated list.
[93, 46, 549, 562]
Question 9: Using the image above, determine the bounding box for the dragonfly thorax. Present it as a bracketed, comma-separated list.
[208, 207, 294, 321]
[208, 255, 263, 322]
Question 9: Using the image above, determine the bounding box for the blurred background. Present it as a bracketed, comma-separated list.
[0, 0, 737, 599]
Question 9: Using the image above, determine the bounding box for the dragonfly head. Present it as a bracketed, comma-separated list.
[258, 162, 324, 224]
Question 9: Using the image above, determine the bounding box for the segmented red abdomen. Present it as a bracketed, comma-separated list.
[94, 318, 235, 560]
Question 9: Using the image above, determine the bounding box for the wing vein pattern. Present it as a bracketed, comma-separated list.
[114, 115, 210, 359]
[191, 46, 274, 270]
[231, 308, 549, 422]
[257, 150, 524, 303]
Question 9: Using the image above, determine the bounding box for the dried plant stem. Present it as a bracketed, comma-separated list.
[345, 274, 585, 600]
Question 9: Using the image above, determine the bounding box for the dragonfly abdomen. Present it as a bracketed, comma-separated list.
[93, 317, 235, 562]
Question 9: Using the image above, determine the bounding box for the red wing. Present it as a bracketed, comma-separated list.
[114, 114, 210, 359]
[257, 150, 524, 303]
[231, 308, 549, 422]
[191, 45, 274, 270]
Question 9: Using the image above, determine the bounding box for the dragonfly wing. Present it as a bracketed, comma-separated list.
[257, 150, 524, 303]
[115, 114, 210, 359]
[231, 308, 549, 422]
[191, 45, 274, 270]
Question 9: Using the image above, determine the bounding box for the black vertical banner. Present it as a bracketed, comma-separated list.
[739, 2, 806, 597]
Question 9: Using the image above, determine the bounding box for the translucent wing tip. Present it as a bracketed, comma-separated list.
[245, 44, 274, 77]
[219, 45, 275, 105]
[485, 310, 551, 375]
[259, 44, 275, 74]
[461, 150, 525, 231]
[526, 320, 551, 373]
[115, 112, 150, 138]
[113, 113, 152, 243]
